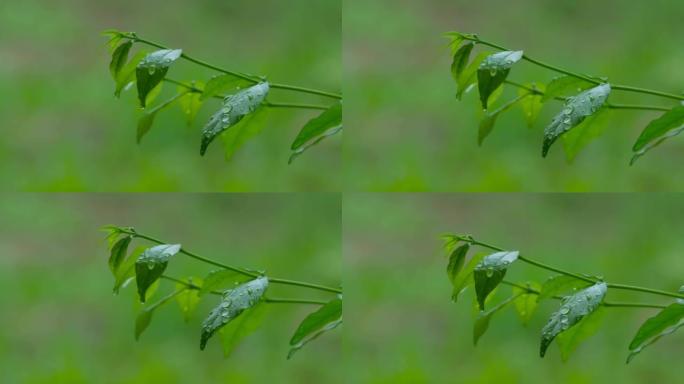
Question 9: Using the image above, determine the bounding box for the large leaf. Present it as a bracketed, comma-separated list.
[473, 294, 517, 346]
[446, 244, 470, 284]
[135, 244, 181, 303]
[200, 276, 269, 350]
[200, 82, 270, 156]
[540, 282, 607, 357]
[108, 235, 132, 276]
[561, 109, 612, 163]
[450, 251, 488, 302]
[289, 298, 342, 352]
[291, 102, 342, 151]
[473, 251, 519, 310]
[219, 302, 269, 357]
[175, 277, 203, 323]
[137, 93, 186, 143]
[542, 83, 611, 157]
[288, 318, 342, 359]
[518, 83, 545, 128]
[555, 306, 605, 361]
[136, 49, 183, 108]
[110, 40, 133, 81]
[477, 50, 523, 109]
[478, 95, 528, 145]
[631, 106, 684, 164]
[135, 288, 185, 340]
[628, 303, 684, 351]
[627, 321, 684, 363]
[537, 275, 592, 302]
[542, 76, 594, 102]
[199, 269, 247, 296]
[512, 281, 541, 326]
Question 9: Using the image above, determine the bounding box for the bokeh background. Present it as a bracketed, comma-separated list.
[0, 194, 342, 383]
[344, 193, 684, 383]
[344, 0, 684, 191]
[0, 0, 340, 191]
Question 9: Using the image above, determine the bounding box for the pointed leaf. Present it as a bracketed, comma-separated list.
[630, 106, 684, 164]
[627, 321, 684, 363]
[135, 244, 181, 303]
[108, 235, 132, 276]
[446, 244, 470, 284]
[561, 108, 612, 163]
[113, 245, 146, 294]
[201, 82, 270, 156]
[556, 306, 605, 361]
[199, 269, 246, 296]
[115, 50, 148, 98]
[290, 298, 342, 346]
[518, 83, 545, 128]
[289, 125, 341, 164]
[542, 83, 611, 157]
[473, 251, 519, 310]
[512, 281, 541, 325]
[110, 40, 132, 81]
[542, 75, 594, 102]
[456, 52, 489, 100]
[538, 275, 592, 302]
[451, 251, 488, 302]
[540, 282, 607, 357]
[200, 276, 268, 350]
[477, 50, 523, 109]
[628, 303, 684, 350]
[220, 107, 270, 161]
[288, 318, 342, 359]
[219, 302, 269, 357]
[136, 49, 183, 108]
[291, 102, 342, 150]
[473, 294, 517, 346]
[451, 42, 474, 95]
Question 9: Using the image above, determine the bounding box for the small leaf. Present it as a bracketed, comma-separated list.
[444, 31, 465, 54]
[115, 50, 148, 98]
[477, 50, 523, 109]
[537, 275, 592, 302]
[518, 83, 545, 128]
[455, 52, 489, 100]
[561, 109, 612, 163]
[473, 251, 519, 310]
[200, 82, 270, 156]
[630, 107, 684, 164]
[451, 42, 474, 94]
[108, 235, 132, 276]
[137, 93, 186, 143]
[628, 303, 684, 351]
[473, 295, 517, 346]
[556, 306, 605, 361]
[200, 276, 269, 350]
[135, 288, 185, 340]
[110, 40, 132, 81]
[540, 282, 607, 357]
[542, 83, 611, 157]
[478, 94, 528, 145]
[136, 49, 183, 108]
[451, 252, 488, 302]
[199, 269, 246, 296]
[175, 277, 203, 323]
[291, 102, 342, 151]
[177, 83, 204, 127]
[512, 281, 541, 326]
[290, 298, 342, 347]
[446, 244, 470, 284]
[135, 244, 181, 303]
[627, 321, 684, 363]
[113, 245, 146, 294]
[542, 76, 594, 102]
[288, 318, 342, 359]
[201, 75, 250, 101]
[289, 125, 342, 164]
[219, 302, 269, 357]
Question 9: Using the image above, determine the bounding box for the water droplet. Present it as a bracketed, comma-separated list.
[563, 118, 572, 125]
[563, 107, 573, 115]
[485, 268, 494, 278]
[147, 262, 155, 270]
[148, 66, 156, 75]
[489, 69, 497, 76]
[560, 307, 570, 315]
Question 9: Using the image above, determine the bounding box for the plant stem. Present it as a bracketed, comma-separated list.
[464, 35, 684, 101]
[451, 234, 684, 300]
[120, 227, 342, 294]
[126, 34, 342, 100]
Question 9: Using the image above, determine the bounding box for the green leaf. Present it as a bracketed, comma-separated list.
[175, 277, 203, 323]
[451, 42, 474, 94]
[108, 235, 132, 276]
[113, 245, 146, 294]
[451, 252, 488, 302]
[628, 303, 684, 351]
[135, 288, 185, 340]
[540, 282, 607, 357]
[115, 50, 148, 98]
[561, 109, 612, 163]
[627, 322, 684, 364]
[177, 83, 204, 127]
[102, 29, 126, 53]
[290, 298, 342, 347]
[631, 107, 684, 164]
[199, 269, 246, 296]
[444, 31, 465, 54]
[110, 40, 132, 81]
[136, 49, 183, 108]
[473, 251, 519, 310]
[289, 124, 342, 164]
[556, 306, 605, 362]
[288, 318, 342, 359]
[542, 83, 611, 157]
[542, 76, 594, 102]
[537, 275, 592, 302]
[477, 50, 523, 109]
[446, 244, 470, 284]
[473, 295, 517, 346]
[201, 75, 250, 101]
[219, 302, 269, 358]
[512, 281, 541, 326]
[220, 107, 270, 161]
[456, 52, 489, 100]
[137, 93, 186, 143]
[478, 94, 527, 145]
[200, 276, 269, 350]
[518, 83, 545, 128]
[200, 82, 270, 156]
[291, 102, 342, 151]
[135, 244, 181, 303]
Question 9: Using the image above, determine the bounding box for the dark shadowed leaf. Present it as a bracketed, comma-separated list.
[200, 82, 270, 156]
[473, 294, 518, 345]
[199, 269, 247, 296]
[200, 277, 269, 350]
[512, 281, 541, 326]
[518, 83, 545, 128]
[288, 318, 342, 359]
[135, 244, 181, 303]
[219, 302, 269, 358]
[113, 245, 146, 294]
[540, 282, 606, 357]
[478, 94, 528, 145]
[108, 235, 132, 276]
[537, 275, 592, 302]
[110, 40, 132, 81]
[451, 42, 474, 94]
[446, 244, 470, 284]
[542, 76, 594, 102]
[631, 107, 684, 164]
[291, 102, 342, 151]
[115, 50, 148, 98]
[477, 50, 523, 109]
[137, 93, 187, 143]
[455, 52, 489, 100]
[175, 277, 203, 323]
[542, 83, 611, 157]
[473, 251, 519, 310]
[562, 109, 612, 163]
[136, 49, 183, 108]
[290, 298, 342, 349]
[556, 306, 605, 361]
[451, 252, 488, 302]
[628, 303, 684, 351]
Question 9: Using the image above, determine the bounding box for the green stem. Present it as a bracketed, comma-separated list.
[452, 234, 684, 300]
[465, 35, 684, 101]
[120, 227, 342, 294]
[127, 34, 342, 100]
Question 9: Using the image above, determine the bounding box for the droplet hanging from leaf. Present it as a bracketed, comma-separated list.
[135, 244, 181, 303]
[473, 251, 519, 310]
[136, 49, 183, 108]
[477, 50, 523, 109]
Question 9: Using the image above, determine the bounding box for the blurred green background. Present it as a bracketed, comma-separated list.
[0, 0, 340, 191]
[344, 193, 684, 383]
[0, 194, 341, 383]
[344, 0, 684, 191]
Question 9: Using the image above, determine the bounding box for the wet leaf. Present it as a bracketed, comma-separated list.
[473, 295, 517, 346]
[628, 303, 684, 351]
[542, 76, 594, 102]
[289, 298, 342, 350]
[512, 281, 541, 326]
[200, 276, 269, 350]
[631, 107, 684, 164]
[477, 50, 523, 109]
[135, 244, 181, 303]
[446, 244, 470, 284]
[540, 282, 607, 357]
[473, 251, 519, 310]
[556, 306, 605, 361]
[542, 83, 611, 157]
[627, 321, 684, 363]
[537, 275, 592, 302]
[200, 82, 269, 156]
[136, 49, 183, 108]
